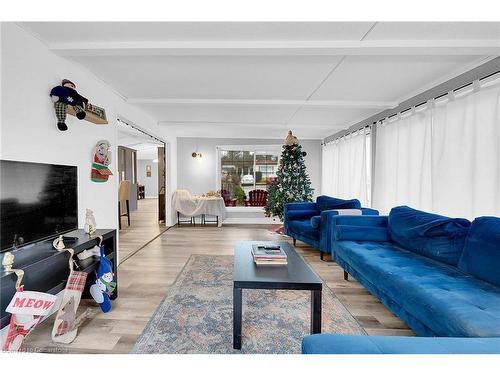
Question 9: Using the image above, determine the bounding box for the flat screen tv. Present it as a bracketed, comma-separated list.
[0, 160, 78, 251]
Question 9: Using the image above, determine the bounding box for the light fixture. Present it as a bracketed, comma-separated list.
[192, 138, 202, 158]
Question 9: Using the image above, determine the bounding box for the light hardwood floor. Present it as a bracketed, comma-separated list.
[25, 220, 413, 354]
[118, 198, 167, 263]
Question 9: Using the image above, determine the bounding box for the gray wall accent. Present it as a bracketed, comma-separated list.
[177, 137, 322, 197]
[324, 57, 500, 143]
[137, 159, 158, 198]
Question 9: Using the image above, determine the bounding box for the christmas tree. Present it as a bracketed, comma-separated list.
[265, 131, 314, 219]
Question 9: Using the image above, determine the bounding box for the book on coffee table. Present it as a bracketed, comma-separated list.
[253, 258, 288, 265]
[251, 244, 287, 265]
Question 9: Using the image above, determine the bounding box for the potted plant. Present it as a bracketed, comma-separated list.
[233, 185, 246, 206]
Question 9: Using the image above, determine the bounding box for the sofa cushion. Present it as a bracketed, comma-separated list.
[458, 217, 500, 287]
[388, 206, 471, 266]
[287, 220, 320, 241]
[316, 196, 361, 212]
[310, 215, 321, 229]
[286, 210, 319, 221]
[335, 240, 500, 337]
[334, 225, 390, 242]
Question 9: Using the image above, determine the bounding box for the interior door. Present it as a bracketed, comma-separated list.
[158, 146, 166, 223]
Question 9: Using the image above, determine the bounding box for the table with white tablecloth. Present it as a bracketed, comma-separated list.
[172, 190, 227, 227]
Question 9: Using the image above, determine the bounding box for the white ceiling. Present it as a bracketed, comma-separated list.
[23, 22, 500, 140]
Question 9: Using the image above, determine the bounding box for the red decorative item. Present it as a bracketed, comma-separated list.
[245, 189, 268, 207]
[3, 288, 57, 351]
[91, 140, 113, 183]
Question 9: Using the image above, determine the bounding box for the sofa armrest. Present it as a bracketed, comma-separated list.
[284, 201, 317, 236]
[319, 214, 388, 253]
[334, 225, 390, 242]
[318, 210, 344, 252]
[302, 334, 500, 354]
[361, 208, 379, 215]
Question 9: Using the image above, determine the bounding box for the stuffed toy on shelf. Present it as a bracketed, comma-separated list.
[50, 79, 89, 131]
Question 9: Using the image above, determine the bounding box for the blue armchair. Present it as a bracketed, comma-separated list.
[284, 195, 378, 259]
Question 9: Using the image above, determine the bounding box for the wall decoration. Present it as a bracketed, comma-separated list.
[50, 79, 89, 131]
[50, 79, 108, 131]
[84, 208, 97, 235]
[146, 165, 152, 177]
[91, 140, 113, 183]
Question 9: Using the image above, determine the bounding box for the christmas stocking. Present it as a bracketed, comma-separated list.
[89, 246, 116, 313]
[51, 271, 88, 344]
[3, 287, 57, 352]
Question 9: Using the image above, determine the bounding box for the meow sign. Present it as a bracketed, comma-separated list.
[6, 291, 58, 316]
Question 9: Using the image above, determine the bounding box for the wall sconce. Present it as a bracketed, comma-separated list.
[191, 152, 202, 159]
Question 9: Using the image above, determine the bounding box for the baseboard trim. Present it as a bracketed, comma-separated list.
[223, 217, 283, 225]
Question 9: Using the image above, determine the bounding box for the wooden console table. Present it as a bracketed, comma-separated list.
[0, 229, 117, 329]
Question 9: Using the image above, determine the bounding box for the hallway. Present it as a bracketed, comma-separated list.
[118, 198, 167, 264]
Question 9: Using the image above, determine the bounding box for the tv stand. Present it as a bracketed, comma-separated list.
[0, 229, 117, 329]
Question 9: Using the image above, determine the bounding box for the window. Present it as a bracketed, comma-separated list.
[217, 146, 281, 206]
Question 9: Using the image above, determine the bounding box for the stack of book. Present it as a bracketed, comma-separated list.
[251, 244, 288, 265]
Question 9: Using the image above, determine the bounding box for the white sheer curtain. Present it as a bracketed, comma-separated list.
[431, 84, 500, 218]
[322, 127, 370, 206]
[373, 81, 500, 219]
[373, 108, 433, 214]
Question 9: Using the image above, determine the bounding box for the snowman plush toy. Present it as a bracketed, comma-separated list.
[50, 79, 89, 131]
[89, 246, 116, 313]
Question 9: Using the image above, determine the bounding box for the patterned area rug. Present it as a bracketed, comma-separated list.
[268, 224, 285, 235]
[132, 255, 365, 354]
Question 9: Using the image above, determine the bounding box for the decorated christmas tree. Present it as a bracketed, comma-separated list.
[265, 131, 314, 219]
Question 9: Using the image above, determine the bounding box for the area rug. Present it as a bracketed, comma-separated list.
[268, 223, 285, 235]
[131, 255, 365, 354]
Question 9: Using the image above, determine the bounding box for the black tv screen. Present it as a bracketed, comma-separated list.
[0, 160, 78, 251]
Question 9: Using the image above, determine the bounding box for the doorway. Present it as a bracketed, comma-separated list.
[116, 118, 167, 263]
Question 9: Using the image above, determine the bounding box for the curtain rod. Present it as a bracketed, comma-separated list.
[323, 57, 500, 144]
[322, 124, 371, 146]
[117, 117, 165, 145]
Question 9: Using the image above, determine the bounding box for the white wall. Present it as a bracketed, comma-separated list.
[0, 23, 163, 230]
[137, 159, 158, 198]
[177, 137, 322, 197]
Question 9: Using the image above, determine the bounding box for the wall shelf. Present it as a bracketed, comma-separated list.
[67, 105, 108, 125]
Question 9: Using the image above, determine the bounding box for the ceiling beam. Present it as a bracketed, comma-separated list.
[128, 98, 396, 109]
[50, 40, 500, 56]
[158, 121, 346, 129]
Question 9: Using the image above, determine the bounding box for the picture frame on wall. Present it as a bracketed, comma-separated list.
[146, 165, 152, 177]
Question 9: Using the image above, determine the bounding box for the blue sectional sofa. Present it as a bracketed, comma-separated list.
[301, 206, 500, 354]
[302, 334, 500, 354]
[328, 206, 500, 338]
[284, 195, 378, 259]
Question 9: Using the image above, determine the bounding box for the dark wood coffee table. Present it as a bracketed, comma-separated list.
[233, 241, 322, 350]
